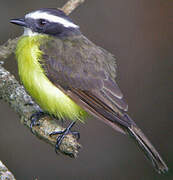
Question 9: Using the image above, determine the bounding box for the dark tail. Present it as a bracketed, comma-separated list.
[71, 88, 168, 173]
[125, 115, 168, 173]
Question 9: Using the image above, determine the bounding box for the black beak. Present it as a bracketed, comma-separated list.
[10, 18, 27, 27]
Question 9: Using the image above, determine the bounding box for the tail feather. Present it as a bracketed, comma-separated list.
[127, 123, 168, 173]
[69, 88, 168, 173]
[99, 111, 168, 173]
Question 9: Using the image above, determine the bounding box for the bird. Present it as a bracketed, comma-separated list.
[10, 8, 168, 173]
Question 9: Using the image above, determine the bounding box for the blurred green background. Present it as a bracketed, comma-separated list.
[0, 0, 172, 179]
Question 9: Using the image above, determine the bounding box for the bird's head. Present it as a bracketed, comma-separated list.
[10, 8, 81, 37]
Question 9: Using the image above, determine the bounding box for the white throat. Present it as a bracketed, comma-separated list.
[23, 27, 39, 36]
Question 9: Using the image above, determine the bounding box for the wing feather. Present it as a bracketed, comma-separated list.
[40, 35, 130, 131]
[38, 35, 168, 173]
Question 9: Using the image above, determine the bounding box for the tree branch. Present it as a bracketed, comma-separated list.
[0, 0, 85, 157]
[0, 160, 16, 180]
[0, 64, 81, 157]
[61, 0, 85, 15]
[0, 38, 18, 59]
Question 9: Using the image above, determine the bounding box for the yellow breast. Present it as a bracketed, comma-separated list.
[15, 35, 87, 121]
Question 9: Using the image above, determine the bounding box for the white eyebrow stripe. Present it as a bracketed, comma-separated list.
[25, 11, 79, 28]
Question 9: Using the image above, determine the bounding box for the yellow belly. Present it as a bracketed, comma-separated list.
[15, 35, 87, 121]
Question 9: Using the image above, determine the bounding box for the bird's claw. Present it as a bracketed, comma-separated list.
[49, 121, 79, 153]
[30, 111, 45, 131]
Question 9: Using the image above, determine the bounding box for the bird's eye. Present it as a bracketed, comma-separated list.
[38, 19, 47, 26]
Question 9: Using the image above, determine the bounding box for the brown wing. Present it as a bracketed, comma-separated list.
[40, 35, 130, 133]
[40, 35, 168, 173]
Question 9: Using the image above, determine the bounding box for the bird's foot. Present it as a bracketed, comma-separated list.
[30, 110, 45, 129]
[49, 121, 80, 153]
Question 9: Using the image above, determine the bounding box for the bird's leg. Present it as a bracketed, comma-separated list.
[49, 121, 80, 153]
[30, 110, 46, 129]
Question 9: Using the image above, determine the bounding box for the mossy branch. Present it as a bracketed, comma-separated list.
[0, 160, 16, 180]
[0, 64, 81, 157]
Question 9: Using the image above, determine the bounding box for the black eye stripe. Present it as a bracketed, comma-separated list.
[25, 12, 81, 37]
[38, 19, 47, 25]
